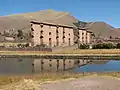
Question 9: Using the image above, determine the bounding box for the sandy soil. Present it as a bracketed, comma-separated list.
[40, 76, 120, 90]
[1, 76, 120, 90]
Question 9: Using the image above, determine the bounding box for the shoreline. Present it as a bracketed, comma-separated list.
[0, 53, 120, 59]
[1, 72, 120, 88]
[0, 49, 120, 59]
[0, 54, 120, 59]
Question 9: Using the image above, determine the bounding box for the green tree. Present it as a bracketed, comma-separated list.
[17, 30, 24, 39]
[116, 43, 120, 49]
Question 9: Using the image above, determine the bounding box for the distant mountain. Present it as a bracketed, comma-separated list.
[87, 22, 120, 38]
[115, 28, 120, 36]
[0, 9, 120, 39]
[0, 9, 78, 33]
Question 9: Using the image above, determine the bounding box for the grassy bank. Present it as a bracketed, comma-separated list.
[53, 49, 120, 54]
[0, 49, 120, 55]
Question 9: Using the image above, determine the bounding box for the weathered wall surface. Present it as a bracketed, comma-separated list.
[87, 32, 91, 44]
[52, 44, 78, 52]
[32, 24, 41, 46]
[79, 30, 83, 43]
[31, 23, 74, 47]
[78, 30, 92, 44]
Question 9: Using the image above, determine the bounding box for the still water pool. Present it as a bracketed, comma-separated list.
[74, 60, 120, 72]
[0, 58, 119, 74]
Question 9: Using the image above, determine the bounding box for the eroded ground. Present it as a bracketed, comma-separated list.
[1, 76, 120, 90]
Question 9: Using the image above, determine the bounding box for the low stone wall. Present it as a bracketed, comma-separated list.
[52, 44, 78, 52]
[0, 47, 52, 52]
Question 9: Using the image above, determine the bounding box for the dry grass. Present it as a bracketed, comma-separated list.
[53, 49, 120, 54]
[0, 72, 120, 86]
[0, 72, 120, 89]
[0, 73, 85, 86]
[0, 49, 120, 55]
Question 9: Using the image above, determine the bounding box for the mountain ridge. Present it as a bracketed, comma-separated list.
[0, 9, 120, 38]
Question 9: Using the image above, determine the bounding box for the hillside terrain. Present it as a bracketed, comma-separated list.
[0, 9, 120, 39]
[88, 22, 120, 38]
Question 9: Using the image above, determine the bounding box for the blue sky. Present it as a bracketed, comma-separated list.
[0, 0, 120, 28]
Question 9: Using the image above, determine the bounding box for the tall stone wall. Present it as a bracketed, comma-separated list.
[31, 23, 75, 47]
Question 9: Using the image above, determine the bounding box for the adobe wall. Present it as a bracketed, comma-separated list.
[31, 23, 74, 47]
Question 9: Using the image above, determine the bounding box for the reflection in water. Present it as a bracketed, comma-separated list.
[1, 58, 120, 74]
[33, 59, 90, 72]
[90, 60, 109, 64]
[74, 60, 120, 72]
[0, 58, 91, 74]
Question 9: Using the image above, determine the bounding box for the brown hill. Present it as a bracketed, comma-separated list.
[88, 22, 120, 38]
[0, 9, 120, 39]
[114, 28, 120, 37]
[0, 9, 78, 33]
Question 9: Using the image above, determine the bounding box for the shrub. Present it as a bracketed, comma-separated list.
[35, 44, 48, 48]
[79, 44, 89, 49]
[24, 43, 29, 47]
[116, 43, 120, 49]
[92, 43, 115, 49]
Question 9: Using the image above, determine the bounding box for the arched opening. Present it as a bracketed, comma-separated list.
[40, 30, 43, 33]
[56, 28, 59, 46]
[32, 63, 34, 73]
[57, 60, 59, 71]
[86, 36, 88, 44]
[63, 28, 65, 44]
[68, 38, 71, 46]
[40, 36, 44, 45]
[110, 36, 112, 39]
[30, 23, 33, 26]
[56, 36, 59, 46]
[63, 36, 65, 43]
[49, 32, 51, 35]
[49, 59, 52, 62]
[68, 33, 70, 36]
[49, 38, 52, 47]
[31, 28, 34, 31]
[63, 59, 65, 70]
[82, 32, 84, 35]
[40, 30, 43, 36]
[56, 29, 59, 34]
[41, 60, 44, 71]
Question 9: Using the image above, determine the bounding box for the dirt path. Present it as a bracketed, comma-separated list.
[40, 76, 120, 90]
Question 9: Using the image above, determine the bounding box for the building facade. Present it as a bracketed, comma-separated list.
[30, 21, 92, 47]
[78, 29, 92, 44]
[31, 21, 74, 47]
